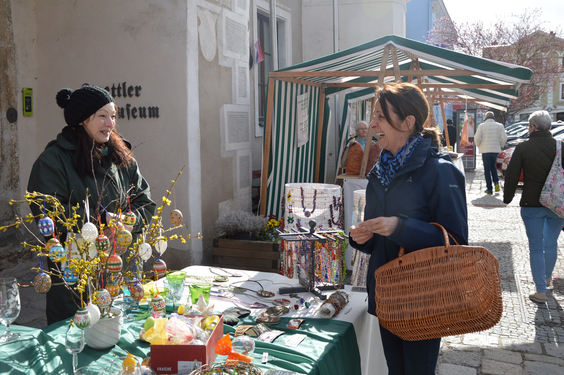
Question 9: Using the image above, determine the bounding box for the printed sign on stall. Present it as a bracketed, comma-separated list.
[296, 92, 310, 148]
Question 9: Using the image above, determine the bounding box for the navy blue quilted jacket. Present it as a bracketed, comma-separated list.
[349, 135, 468, 316]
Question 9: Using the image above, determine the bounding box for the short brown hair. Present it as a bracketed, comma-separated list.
[376, 82, 429, 137]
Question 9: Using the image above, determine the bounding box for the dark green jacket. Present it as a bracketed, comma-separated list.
[27, 126, 156, 236]
[28, 126, 156, 324]
[504, 130, 563, 206]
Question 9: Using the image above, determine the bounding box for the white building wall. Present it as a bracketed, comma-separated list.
[11, 0, 204, 265]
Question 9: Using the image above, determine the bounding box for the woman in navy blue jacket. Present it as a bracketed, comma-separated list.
[350, 83, 468, 375]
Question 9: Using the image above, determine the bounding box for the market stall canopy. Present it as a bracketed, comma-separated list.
[260, 34, 533, 217]
[271, 34, 532, 108]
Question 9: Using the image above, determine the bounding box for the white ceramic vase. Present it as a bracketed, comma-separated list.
[84, 308, 123, 350]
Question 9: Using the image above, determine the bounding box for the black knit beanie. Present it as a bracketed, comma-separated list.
[55, 85, 114, 127]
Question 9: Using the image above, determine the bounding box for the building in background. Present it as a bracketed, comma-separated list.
[0, 0, 411, 268]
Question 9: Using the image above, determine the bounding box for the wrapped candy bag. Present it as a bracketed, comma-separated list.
[164, 316, 197, 344]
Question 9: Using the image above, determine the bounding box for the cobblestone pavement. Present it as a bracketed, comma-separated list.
[437, 156, 564, 375]
[4, 153, 564, 374]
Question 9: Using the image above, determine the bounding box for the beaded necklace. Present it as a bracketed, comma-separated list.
[300, 187, 317, 218]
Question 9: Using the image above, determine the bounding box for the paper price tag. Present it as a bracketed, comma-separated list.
[285, 334, 306, 348]
[262, 352, 269, 364]
[178, 360, 202, 372]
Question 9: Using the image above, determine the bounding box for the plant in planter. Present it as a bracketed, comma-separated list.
[212, 211, 282, 273]
[0, 169, 201, 348]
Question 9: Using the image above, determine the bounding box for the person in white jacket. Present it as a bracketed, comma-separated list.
[474, 111, 508, 194]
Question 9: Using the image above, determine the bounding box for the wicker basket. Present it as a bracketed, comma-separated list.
[374, 223, 502, 341]
[189, 362, 263, 375]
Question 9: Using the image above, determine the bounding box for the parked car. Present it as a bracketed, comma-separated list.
[496, 121, 564, 181]
[502, 121, 564, 150]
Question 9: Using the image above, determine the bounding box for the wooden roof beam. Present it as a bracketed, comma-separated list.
[269, 69, 487, 78]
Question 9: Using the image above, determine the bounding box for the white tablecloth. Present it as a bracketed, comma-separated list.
[174, 266, 387, 375]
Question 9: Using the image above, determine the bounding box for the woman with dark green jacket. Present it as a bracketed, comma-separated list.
[27, 85, 156, 324]
[503, 110, 564, 304]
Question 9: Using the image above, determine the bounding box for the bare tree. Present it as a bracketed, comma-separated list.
[428, 8, 564, 123]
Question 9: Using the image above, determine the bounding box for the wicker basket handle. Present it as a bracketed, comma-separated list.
[398, 222, 459, 257]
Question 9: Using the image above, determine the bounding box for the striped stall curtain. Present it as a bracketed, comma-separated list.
[264, 80, 330, 218]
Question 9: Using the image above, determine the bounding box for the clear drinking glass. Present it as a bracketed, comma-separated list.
[166, 271, 186, 314]
[0, 277, 21, 342]
[65, 322, 85, 374]
[119, 286, 135, 321]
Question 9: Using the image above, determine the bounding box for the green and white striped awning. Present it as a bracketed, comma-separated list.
[260, 34, 532, 218]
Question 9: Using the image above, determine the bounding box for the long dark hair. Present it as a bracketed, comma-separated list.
[73, 116, 134, 176]
[376, 82, 441, 148]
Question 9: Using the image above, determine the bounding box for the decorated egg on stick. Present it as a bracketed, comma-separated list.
[38, 217, 55, 236]
[138, 242, 152, 261]
[153, 259, 167, 279]
[117, 228, 132, 247]
[124, 211, 136, 226]
[107, 254, 123, 273]
[74, 307, 91, 329]
[81, 222, 98, 243]
[96, 233, 110, 252]
[170, 209, 183, 227]
[33, 271, 51, 294]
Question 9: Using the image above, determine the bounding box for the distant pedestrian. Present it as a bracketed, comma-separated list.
[446, 119, 456, 150]
[503, 110, 564, 304]
[475, 111, 507, 194]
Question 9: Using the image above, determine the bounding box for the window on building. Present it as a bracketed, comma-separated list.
[520, 113, 530, 121]
[561, 83, 564, 100]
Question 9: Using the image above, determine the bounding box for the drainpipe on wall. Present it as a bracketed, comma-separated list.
[332, 0, 340, 181]
[270, 0, 278, 70]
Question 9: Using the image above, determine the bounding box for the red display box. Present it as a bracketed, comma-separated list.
[151, 315, 224, 374]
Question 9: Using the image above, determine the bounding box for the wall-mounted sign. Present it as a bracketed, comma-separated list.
[103, 82, 160, 120]
[23, 88, 33, 116]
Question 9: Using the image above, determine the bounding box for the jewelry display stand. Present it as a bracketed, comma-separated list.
[278, 221, 344, 300]
[350, 189, 370, 287]
[284, 183, 343, 233]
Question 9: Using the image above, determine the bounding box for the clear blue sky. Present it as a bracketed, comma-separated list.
[441, 0, 564, 34]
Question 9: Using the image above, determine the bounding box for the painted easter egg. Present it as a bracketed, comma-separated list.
[49, 244, 65, 261]
[107, 254, 123, 273]
[128, 279, 145, 302]
[33, 272, 51, 294]
[63, 268, 79, 284]
[81, 222, 98, 243]
[45, 238, 61, 252]
[155, 236, 167, 255]
[38, 217, 55, 236]
[124, 211, 136, 226]
[107, 283, 121, 299]
[150, 294, 166, 316]
[96, 234, 110, 252]
[153, 259, 167, 279]
[114, 244, 127, 256]
[95, 289, 112, 310]
[74, 307, 91, 329]
[138, 242, 152, 261]
[117, 229, 132, 247]
[170, 209, 183, 227]
[86, 303, 101, 326]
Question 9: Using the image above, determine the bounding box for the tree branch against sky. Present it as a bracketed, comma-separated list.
[427, 8, 564, 121]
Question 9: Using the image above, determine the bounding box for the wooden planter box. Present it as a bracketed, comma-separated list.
[212, 237, 280, 273]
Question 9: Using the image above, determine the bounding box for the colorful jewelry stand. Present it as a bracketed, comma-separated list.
[278, 220, 344, 300]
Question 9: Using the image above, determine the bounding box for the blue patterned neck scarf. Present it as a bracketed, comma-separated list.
[376, 135, 423, 188]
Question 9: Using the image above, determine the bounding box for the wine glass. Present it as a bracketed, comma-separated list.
[119, 286, 134, 321]
[166, 272, 186, 314]
[65, 322, 85, 374]
[0, 277, 21, 342]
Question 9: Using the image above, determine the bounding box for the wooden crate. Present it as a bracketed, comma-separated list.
[212, 238, 280, 273]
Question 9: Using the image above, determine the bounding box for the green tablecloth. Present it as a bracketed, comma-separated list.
[2, 309, 360, 375]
